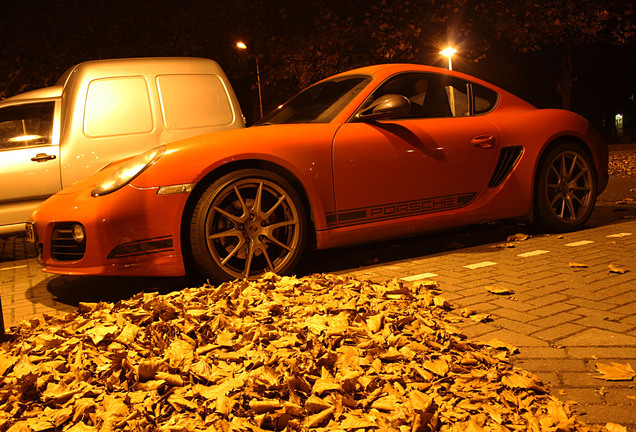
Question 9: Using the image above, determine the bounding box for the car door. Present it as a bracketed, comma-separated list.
[331, 72, 500, 228]
[0, 101, 61, 228]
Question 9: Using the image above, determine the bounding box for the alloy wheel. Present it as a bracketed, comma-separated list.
[203, 176, 302, 279]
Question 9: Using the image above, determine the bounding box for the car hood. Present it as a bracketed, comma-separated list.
[131, 122, 341, 188]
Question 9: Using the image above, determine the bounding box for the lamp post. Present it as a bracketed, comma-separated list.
[236, 42, 263, 119]
[439, 47, 457, 71]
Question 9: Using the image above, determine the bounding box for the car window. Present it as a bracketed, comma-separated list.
[0, 102, 54, 151]
[259, 75, 372, 125]
[362, 72, 494, 119]
[157, 74, 234, 129]
[84, 76, 153, 137]
[472, 83, 499, 114]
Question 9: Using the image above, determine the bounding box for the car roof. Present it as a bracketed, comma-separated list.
[0, 86, 62, 105]
[331, 63, 497, 88]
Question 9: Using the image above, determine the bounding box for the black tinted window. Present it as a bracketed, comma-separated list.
[472, 84, 499, 114]
[363, 72, 472, 119]
[259, 75, 371, 124]
[0, 102, 54, 150]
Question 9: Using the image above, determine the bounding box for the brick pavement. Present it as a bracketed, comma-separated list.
[1, 163, 636, 430]
[339, 217, 636, 429]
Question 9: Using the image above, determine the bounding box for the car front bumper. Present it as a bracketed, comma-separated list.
[30, 183, 190, 277]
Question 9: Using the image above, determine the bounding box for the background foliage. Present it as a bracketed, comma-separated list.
[0, 0, 634, 135]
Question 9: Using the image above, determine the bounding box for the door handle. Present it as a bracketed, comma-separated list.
[471, 134, 495, 149]
[31, 153, 57, 162]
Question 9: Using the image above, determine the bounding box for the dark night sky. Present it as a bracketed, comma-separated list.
[1, 0, 634, 137]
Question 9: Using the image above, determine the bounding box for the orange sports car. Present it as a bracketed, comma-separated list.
[28, 64, 608, 282]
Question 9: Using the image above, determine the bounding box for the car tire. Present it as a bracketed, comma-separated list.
[535, 143, 597, 232]
[189, 169, 306, 282]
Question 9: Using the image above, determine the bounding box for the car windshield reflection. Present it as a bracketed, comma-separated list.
[257, 75, 371, 125]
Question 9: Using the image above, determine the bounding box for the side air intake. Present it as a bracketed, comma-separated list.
[489, 146, 523, 188]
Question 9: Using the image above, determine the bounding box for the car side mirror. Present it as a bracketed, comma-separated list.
[355, 94, 411, 121]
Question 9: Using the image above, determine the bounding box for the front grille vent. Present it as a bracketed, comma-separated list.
[489, 146, 523, 188]
[51, 222, 86, 261]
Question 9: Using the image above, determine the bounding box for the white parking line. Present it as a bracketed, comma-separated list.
[565, 240, 594, 247]
[606, 233, 632, 238]
[517, 250, 550, 257]
[0, 265, 27, 271]
[401, 272, 439, 281]
[463, 261, 497, 270]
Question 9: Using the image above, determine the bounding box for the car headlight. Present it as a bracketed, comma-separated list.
[91, 146, 165, 197]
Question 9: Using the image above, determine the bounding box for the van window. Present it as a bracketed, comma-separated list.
[84, 77, 153, 137]
[0, 102, 54, 150]
[157, 74, 234, 129]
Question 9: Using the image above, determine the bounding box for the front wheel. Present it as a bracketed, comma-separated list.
[190, 169, 306, 282]
[535, 143, 596, 232]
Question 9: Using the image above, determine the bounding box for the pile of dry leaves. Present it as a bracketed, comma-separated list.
[608, 147, 636, 177]
[0, 274, 604, 431]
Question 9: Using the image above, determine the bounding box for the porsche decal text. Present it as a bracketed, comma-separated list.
[326, 192, 476, 228]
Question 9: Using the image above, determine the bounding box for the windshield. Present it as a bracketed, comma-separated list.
[258, 75, 371, 125]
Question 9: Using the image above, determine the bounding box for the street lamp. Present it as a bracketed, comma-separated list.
[236, 41, 263, 119]
[439, 47, 457, 71]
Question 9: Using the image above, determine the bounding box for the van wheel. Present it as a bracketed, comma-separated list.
[189, 169, 306, 282]
[535, 143, 596, 232]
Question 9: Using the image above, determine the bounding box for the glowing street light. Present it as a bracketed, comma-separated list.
[236, 41, 263, 119]
[439, 47, 457, 71]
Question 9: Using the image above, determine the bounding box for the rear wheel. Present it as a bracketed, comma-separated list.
[535, 143, 596, 232]
[190, 169, 306, 282]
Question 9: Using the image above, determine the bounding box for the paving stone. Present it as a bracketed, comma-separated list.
[532, 371, 560, 387]
[476, 328, 549, 347]
[531, 312, 583, 328]
[490, 307, 539, 323]
[605, 290, 636, 306]
[449, 295, 499, 309]
[603, 387, 636, 405]
[515, 358, 587, 373]
[559, 371, 629, 388]
[490, 297, 537, 312]
[568, 297, 624, 311]
[532, 323, 587, 342]
[490, 317, 542, 335]
[562, 287, 620, 302]
[551, 387, 604, 405]
[526, 292, 571, 308]
[456, 321, 499, 339]
[524, 284, 568, 299]
[574, 315, 636, 333]
[566, 346, 636, 359]
[515, 346, 568, 358]
[575, 403, 636, 428]
[559, 328, 636, 346]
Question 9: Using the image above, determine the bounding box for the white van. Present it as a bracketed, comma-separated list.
[0, 57, 245, 236]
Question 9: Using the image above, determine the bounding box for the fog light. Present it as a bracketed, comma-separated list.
[72, 224, 85, 243]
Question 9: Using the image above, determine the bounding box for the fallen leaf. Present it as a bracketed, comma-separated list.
[487, 286, 514, 295]
[496, 242, 516, 248]
[594, 362, 636, 381]
[569, 262, 588, 268]
[507, 233, 530, 241]
[471, 313, 491, 323]
[605, 422, 628, 432]
[608, 264, 629, 274]
[461, 307, 476, 317]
